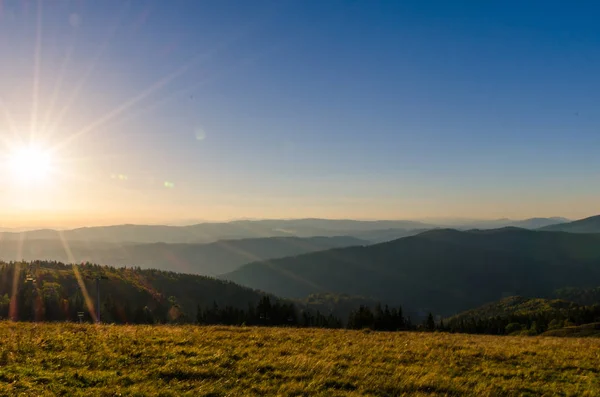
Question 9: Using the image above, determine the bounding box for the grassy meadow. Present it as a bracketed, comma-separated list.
[0, 323, 598, 396]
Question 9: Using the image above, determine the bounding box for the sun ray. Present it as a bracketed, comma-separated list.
[107, 77, 212, 129]
[212, 239, 266, 264]
[29, 0, 43, 140]
[45, 48, 107, 141]
[44, 2, 130, 141]
[40, 44, 74, 137]
[59, 230, 98, 323]
[64, 41, 278, 148]
[264, 259, 326, 292]
[9, 262, 21, 321]
[25, 263, 44, 322]
[71, 264, 97, 323]
[46, 3, 257, 153]
[52, 55, 203, 153]
[0, 97, 18, 142]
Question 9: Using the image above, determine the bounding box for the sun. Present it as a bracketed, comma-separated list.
[8, 144, 53, 185]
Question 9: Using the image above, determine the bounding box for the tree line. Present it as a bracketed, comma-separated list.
[0, 261, 410, 330]
[2, 261, 599, 335]
[196, 299, 414, 330]
[443, 305, 600, 335]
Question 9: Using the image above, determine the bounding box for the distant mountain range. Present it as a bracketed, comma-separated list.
[0, 236, 365, 276]
[538, 215, 600, 233]
[0, 217, 573, 245]
[456, 217, 570, 230]
[2, 215, 598, 324]
[222, 228, 600, 315]
[0, 220, 431, 244]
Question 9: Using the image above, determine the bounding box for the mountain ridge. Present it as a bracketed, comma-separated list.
[539, 215, 600, 233]
[0, 236, 366, 276]
[222, 228, 600, 315]
[0, 217, 572, 244]
[0, 219, 431, 244]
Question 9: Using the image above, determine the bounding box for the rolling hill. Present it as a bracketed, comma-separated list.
[414, 227, 600, 262]
[222, 228, 600, 315]
[451, 217, 569, 230]
[444, 295, 600, 336]
[447, 296, 581, 320]
[0, 219, 431, 244]
[539, 214, 600, 233]
[504, 217, 570, 229]
[0, 261, 268, 323]
[0, 236, 365, 276]
[444, 296, 600, 337]
[542, 322, 600, 337]
[0, 217, 571, 246]
[348, 228, 428, 243]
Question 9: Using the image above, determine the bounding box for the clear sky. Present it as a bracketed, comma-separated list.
[0, 0, 598, 227]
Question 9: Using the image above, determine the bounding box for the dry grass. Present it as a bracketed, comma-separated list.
[0, 322, 598, 396]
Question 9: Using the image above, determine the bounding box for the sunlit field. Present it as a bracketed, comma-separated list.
[0, 323, 598, 396]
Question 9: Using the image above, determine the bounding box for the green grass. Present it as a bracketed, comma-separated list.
[0, 323, 598, 396]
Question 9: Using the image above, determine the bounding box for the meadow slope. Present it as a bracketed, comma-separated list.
[0, 323, 598, 396]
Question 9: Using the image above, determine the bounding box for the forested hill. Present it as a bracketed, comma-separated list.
[0, 236, 365, 276]
[444, 296, 600, 336]
[448, 296, 581, 321]
[0, 261, 267, 323]
[414, 227, 600, 262]
[222, 228, 600, 315]
[538, 214, 600, 233]
[554, 286, 600, 306]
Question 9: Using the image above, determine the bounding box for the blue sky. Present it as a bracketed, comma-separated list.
[0, 1, 598, 226]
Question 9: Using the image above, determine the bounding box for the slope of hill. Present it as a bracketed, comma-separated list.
[554, 286, 600, 306]
[0, 219, 432, 244]
[452, 217, 569, 230]
[539, 214, 600, 233]
[444, 296, 600, 336]
[350, 228, 428, 243]
[510, 217, 570, 229]
[222, 229, 600, 315]
[0, 236, 365, 276]
[0, 261, 268, 323]
[415, 227, 600, 262]
[2, 324, 599, 396]
[542, 322, 600, 337]
[447, 296, 580, 320]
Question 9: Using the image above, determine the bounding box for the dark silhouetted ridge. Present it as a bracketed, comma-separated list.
[222, 228, 600, 315]
[539, 215, 600, 233]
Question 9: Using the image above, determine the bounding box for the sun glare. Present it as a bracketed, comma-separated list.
[8, 144, 53, 185]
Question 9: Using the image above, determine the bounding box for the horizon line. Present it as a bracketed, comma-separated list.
[0, 214, 594, 232]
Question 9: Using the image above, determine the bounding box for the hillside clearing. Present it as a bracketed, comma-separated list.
[0, 323, 598, 396]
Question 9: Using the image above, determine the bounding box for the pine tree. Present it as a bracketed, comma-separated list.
[425, 312, 435, 331]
